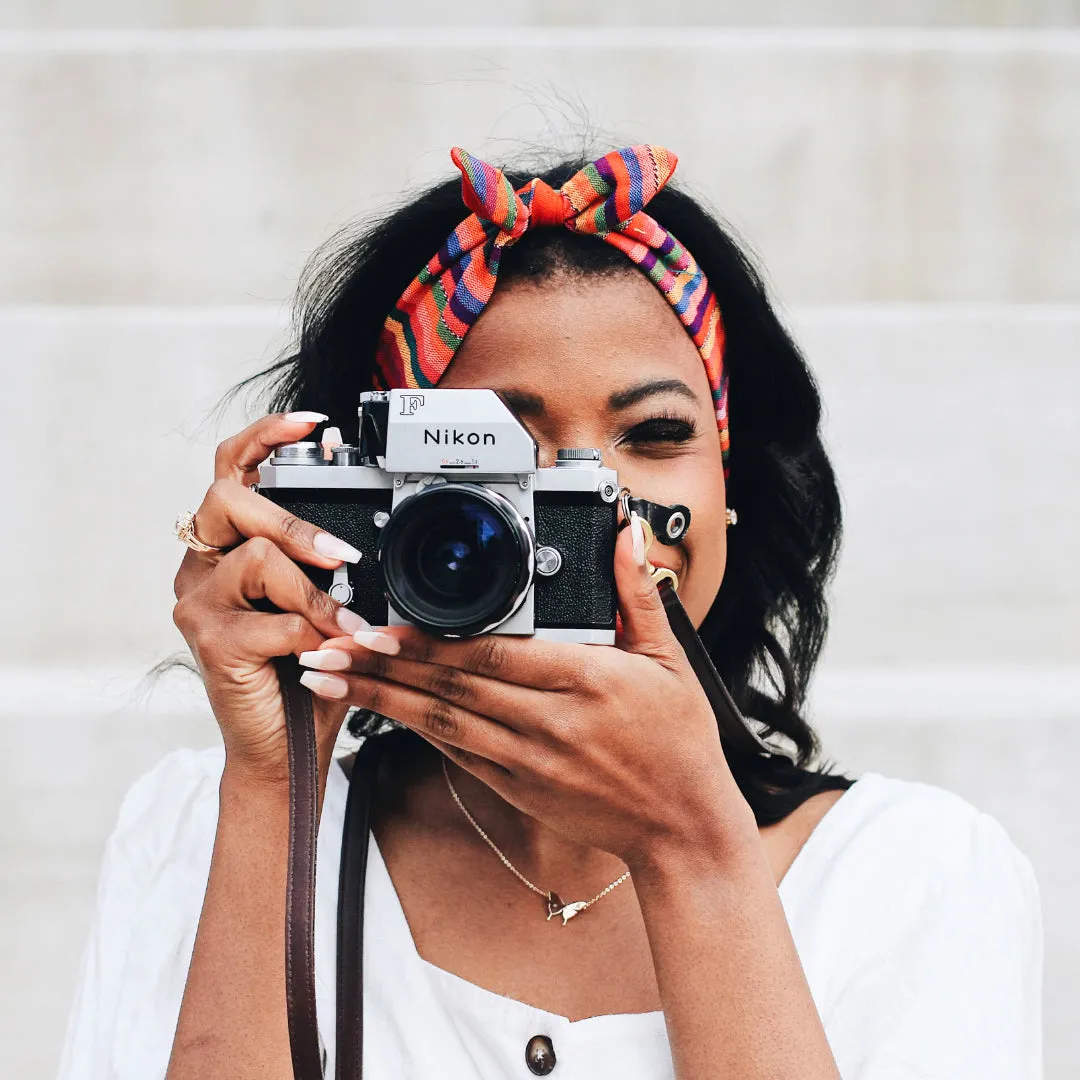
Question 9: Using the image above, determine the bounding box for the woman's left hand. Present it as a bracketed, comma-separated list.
[299, 516, 758, 871]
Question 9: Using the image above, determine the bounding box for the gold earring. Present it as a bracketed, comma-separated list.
[725, 508, 738, 527]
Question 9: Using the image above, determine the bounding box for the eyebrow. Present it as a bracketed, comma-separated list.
[608, 378, 698, 410]
[498, 389, 547, 417]
[497, 377, 698, 419]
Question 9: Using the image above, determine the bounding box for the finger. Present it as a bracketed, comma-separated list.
[424, 738, 516, 799]
[173, 597, 326, 669]
[193, 477, 361, 568]
[296, 642, 555, 732]
[223, 611, 328, 663]
[297, 667, 521, 771]
[212, 537, 367, 642]
[174, 546, 216, 601]
[615, 512, 683, 667]
[214, 411, 329, 484]
[339, 626, 586, 692]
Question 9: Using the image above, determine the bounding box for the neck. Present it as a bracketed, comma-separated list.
[441, 756, 629, 893]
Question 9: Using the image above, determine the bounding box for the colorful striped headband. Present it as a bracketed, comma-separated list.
[376, 144, 730, 475]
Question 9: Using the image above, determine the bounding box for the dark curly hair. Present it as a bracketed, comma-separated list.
[243, 154, 853, 827]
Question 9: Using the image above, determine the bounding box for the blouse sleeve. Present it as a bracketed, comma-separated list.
[57, 748, 223, 1080]
[824, 810, 1043, 1080]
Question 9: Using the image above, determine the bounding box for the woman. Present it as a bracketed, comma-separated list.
[59, 146, 1042, 1080]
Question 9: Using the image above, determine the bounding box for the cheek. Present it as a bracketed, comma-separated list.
[681, 517, 728, 626]
[678, 468, 729, 625]
[615, 451, 727, 537]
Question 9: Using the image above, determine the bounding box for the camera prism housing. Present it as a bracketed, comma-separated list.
[258, 389, 621, 643]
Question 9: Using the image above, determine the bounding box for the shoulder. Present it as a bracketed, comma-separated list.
[57, 749, 229, 1080]
[789, 774, 1044, 1077]
[797, 770, 1037, 899]
[118, 745, 225, 817]
[784, 770, 1041, 983]
[107, 746, 226, 873]
[850, 772, 1035, 881]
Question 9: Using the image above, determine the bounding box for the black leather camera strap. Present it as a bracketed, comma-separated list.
[656, 581, 775, 761]
[335, 734, 384, 1080]
[276, 583, 771, 1079]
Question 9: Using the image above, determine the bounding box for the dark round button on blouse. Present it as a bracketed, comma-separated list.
[525, 1034, 557, 1075]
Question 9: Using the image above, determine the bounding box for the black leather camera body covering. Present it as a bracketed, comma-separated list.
[262, 482, 617, 636]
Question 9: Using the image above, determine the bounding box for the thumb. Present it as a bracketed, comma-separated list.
[614, 512, 681, 664]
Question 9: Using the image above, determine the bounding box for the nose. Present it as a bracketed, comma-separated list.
[535, 441, 556, 470]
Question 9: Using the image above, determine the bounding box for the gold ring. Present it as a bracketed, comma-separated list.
[175, 510, 226, 554]
[649, 565, 679, 592]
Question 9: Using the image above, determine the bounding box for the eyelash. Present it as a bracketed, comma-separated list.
[621, 411, 698, 447]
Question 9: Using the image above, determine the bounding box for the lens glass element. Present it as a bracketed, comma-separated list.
[416, 503, 503, 601]
[380, 485, 532, 635]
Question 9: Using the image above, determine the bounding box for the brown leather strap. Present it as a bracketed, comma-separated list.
[656, 580, 775, 762]
[275, 654, 324, 1080]
[335, 737, 385, 1080]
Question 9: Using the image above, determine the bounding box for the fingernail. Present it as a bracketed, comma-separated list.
[335, 606, 371, 634]
[284, 410, 329, 424]
[313, 532, 361, 564]
[630, 512, 646, 567]
[352, 630, 401, 656]
[321, 425, 343, 460]
[298, 671, 348, 699]
[299, 648, 352, 672]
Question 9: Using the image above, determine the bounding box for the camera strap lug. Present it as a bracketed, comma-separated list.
[649, 565, 679, 592]
[633, 516, 681, 592]
[618, 489, 692, 545]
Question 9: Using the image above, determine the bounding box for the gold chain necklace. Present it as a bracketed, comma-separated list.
[441, 757, 631, 925]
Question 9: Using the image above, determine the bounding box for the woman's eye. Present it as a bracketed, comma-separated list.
[622, 416, 698, 446]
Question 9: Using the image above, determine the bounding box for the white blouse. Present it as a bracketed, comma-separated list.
[58, 746, 1043, 1080]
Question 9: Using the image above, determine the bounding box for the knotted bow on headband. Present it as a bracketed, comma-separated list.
[376, 145, 731, 475]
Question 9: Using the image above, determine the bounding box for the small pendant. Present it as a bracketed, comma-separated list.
[544, 891, 588, 925]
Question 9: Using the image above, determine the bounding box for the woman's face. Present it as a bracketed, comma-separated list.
[438, 270, 729, 628]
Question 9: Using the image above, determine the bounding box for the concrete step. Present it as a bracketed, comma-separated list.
[1, 304, 1076, 669]
[0, 30, 1078, 305]
[3, 2, 1079, 29]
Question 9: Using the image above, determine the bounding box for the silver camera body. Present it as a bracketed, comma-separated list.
[258, 389, 621, 643]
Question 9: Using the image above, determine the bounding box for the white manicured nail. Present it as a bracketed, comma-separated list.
[630, 512, 646, 567]
[313, 532, 361, 564]
[284, 410, 328, 424]
[335, 607, 370, 634]
[299, 671, 348, 699]
[352, 630, 401, 656]
[321, 426, 343, 460]
[299, 649, 352, 672]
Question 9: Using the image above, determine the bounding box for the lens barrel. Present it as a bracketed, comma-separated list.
[378, 484, 534, 637]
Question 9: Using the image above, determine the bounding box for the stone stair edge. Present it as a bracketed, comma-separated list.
[2, 26, 1080, 52]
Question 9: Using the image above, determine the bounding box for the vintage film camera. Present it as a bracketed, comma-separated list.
[258, 389, 626, 643]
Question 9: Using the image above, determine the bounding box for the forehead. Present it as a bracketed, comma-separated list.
[438, 271, 711, 404]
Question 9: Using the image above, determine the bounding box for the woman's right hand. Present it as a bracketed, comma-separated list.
[172, 412, 369, 787]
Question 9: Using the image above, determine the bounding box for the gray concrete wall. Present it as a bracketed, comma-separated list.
[2, 33, 1079, 306]
[0, 13, 1077, 1080]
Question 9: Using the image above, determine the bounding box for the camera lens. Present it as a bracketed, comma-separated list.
[379, 484, 533, 636]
